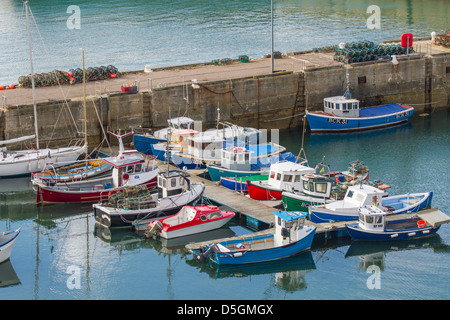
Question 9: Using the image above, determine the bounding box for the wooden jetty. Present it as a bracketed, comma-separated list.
[151, 162, 449, 253]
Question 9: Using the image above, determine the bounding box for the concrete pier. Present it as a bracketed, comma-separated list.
[1, 39, 449, 150]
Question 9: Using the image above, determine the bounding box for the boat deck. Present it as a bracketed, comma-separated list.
[359, 103, 412, 117]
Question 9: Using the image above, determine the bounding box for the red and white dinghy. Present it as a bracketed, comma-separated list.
[145, 205, 235, 239]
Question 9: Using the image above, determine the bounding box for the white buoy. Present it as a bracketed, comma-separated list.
[339, 42, 345, 49]
[391, 55, 399, 65]
[431, 31, 436, 41]
[144, 65, 152, 73]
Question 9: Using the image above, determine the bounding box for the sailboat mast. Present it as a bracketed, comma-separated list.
[82, 49, 87, 159]
[25, 1, 39, 150]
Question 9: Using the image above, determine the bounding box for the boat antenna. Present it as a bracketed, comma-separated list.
[344, 59, 351, 99]
[25, 1, 39, 150]
[81, 48, 88, 160]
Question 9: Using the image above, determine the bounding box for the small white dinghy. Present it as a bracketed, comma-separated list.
[0, 228, 20, 264]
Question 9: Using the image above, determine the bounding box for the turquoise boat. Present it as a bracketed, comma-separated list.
[196, 211, 316, 265]
[207, 145, 293, 182]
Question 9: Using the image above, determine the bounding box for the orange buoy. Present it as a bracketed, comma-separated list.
[68, 71, 73, 77]
[417, 220, 426, 228]
[9, 84, 15, 89]
[110, 73, 116, 78]
[0, 85, 4, 90]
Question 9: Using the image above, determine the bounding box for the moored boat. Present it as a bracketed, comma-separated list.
[33, 132, 159, 204]
[246, 161, 315, 201]
[308, 183, 432, 223]
[144, 205, 235, 239]
[345, 205, 447, 241]
[195, 211, 316, 265]
[219, 174, 269, 192]
[0, 228, 20, 264]
[94, 170, 205, 228]
[306, 95, 413, 133]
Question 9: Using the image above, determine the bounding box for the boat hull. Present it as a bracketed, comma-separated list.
[246, 180, 282, 201]
[346, 222, 440, 241]
[207, 164, 263, 182]
[306, 104, 413, 133]
[0, 229, 20, 264]
[282, 191, 334, 212]
[210, 226, 316, 265]
[133, 134, 165, 155]
[160, 215, 235, 239]
[0, 145, 87, 178]
[94, 183, 205, 228]
[36, 175, 158, 204]
[309, 192, 433, 223]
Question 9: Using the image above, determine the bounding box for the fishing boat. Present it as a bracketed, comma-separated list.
[345, 206, 448, 241]
[94, 170, 205, 228]
[0, 3, 86, 178]
[33, 132, 159, 204]
[144, 205, 235, 239]
[133, 117, 195, 155]
[308, 183, 433, 223]
[195, 211, 316, 265]
[306, 95, 413, 133]
[246, 161, 315, 201]
[0, 228, 20, 264]
[169, 121, 261, 169]
[206, 145, 292, 182]
[219, 174, 269, 192]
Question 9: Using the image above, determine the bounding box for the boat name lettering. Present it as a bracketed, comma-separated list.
[327, 118, 348, 124]
[396, 111, 409, 118]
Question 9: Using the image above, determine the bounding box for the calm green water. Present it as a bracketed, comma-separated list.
[0, 0, 449, 84]
[0, 109, 449, 300]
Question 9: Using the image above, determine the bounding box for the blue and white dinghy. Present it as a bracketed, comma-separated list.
[306, 95, 413, 133]
[0, 228, 20, 264]
[196, 211, 316, 265]
[346, 206, 449, 241]
[308, 184, 433, 223]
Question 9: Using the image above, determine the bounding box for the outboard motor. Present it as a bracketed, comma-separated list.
[144, 220, 163, 238]
[198, 244, 216, 262]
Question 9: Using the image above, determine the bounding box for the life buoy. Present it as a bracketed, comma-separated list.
[123, 173, 129, 180]
[417, 220, 426, 228]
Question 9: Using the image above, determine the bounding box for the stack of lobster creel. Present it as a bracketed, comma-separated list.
[18, 65, 119, 88]
[314, 40, 415, 64]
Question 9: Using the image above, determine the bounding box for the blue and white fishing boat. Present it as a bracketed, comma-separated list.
[308, 184, 433, 223]
[0, 228, 20, 264]
[345, 206, 445, 241]
[306, 95, 413, 133]
[133, 117, 195, 155]
[196, 211, 316, 265]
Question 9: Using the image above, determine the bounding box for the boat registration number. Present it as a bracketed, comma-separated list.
[395, 111, 409, 118]
[328, 118, 348, 124]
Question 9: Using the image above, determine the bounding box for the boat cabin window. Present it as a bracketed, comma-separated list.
[309, 182, 314, 192]
[283, 174, 293, 182]
[135, 163, 142, 172]
[126, 166, 134, 173]
[303, 180, 309, 191]
[347, 190, 354, 198]
[316, 183, 327, 194]
[171, 178, 177, 187]
[207, 211, 222, 220]
[270, 171, 275, 179]
[276, 173, 282, 180]
[335, 103, 340, 110]
[295, 175, 301, 182]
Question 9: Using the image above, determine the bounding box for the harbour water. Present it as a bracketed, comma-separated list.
[0, 0, 449, 84]
[0, 109, 449, 300]
[0, 0, 449, 301]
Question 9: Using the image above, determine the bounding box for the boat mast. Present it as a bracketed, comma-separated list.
[25, 1, 39, 150]
[81, 48, 88, 160]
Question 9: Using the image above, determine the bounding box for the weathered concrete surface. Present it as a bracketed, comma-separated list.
[1, 39, 449, 151]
